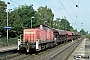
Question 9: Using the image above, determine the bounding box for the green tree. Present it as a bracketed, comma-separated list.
[60, 18, 70, 30]
[37, 6, 54, 27]
[53, 17, 72, 31]
[53, 18, 61, 29]
[0, 0, 7, 37]
[9, 4, 37, 37]
[70, 29, 77, 32]
[79, 29, 87, 35]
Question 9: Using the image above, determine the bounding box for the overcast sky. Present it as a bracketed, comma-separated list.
[2, 0, 90, 33]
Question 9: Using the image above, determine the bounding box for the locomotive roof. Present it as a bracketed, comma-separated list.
[33, 25, 52, 29]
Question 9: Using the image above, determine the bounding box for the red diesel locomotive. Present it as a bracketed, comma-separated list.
[17, 25, 80, 52]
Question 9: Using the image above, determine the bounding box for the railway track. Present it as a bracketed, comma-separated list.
[1, 49, 40, 60]
[49, 39, 82, 60]
[21, 38, 82, 60]
[6, 54, 30, 60]
[0, 38, 82, 60]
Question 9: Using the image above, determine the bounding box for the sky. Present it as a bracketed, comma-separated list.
[1, 0, 90, 33]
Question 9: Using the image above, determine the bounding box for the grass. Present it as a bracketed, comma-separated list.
[0, 53, 20, 60]
[32, 54, 36, 58]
